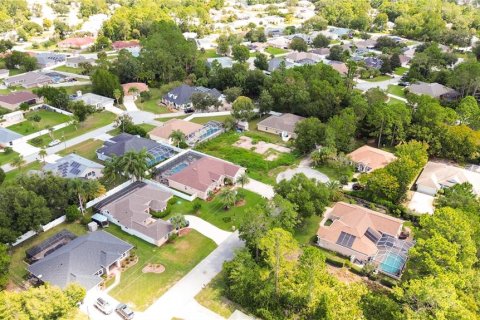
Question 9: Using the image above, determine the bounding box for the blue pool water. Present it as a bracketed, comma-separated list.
[171, 162, 189, 174]
[379, 253, 404, 275]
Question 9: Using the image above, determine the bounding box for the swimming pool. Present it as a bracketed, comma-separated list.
[171, 162, 189, 174]
[379, 253, 405, 275]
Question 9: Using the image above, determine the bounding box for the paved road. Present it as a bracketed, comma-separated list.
[355, 75, 401, 91]
[185, 215, 232, 245]
[276, 167, 330, 184]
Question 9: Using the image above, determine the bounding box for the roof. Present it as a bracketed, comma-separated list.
[59, 37, 95, 47]
[327, 60, 348, 75]
[74, 93, 114, 106]
[35, 52, 66, 66]
[28, 231, 133, 290]
[96, 182, 174, 242]
[0, 69, 8, 75]
[416, 161, 480, 195]
[0, 127, 23, 143]
[163, 84, 222, 106]
[317, 202, 404, 257]
[66, 56, 96, 64]
[4, 72, 52, 87]
[347, 145, 396, 171]
[149, 119, 203, 140]
[0, 91, 39, 105]
[42, 153, 104, 178]
[257, 113, 305, 134]
[168, 156, 243, 193]
[408, 82, 458, 98]
[206, 57, 234, 68]
[285, 51, 322, 63]
[268, 57, 297, 72]
[309, 48, 330, 55]
[112, 40, 140, 50]
[97, 133, 163, 157]
[121, 82, 149, 96]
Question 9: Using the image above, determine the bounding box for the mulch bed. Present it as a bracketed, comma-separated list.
[178, 228, 192, 236]
[142, 263, 166, 274]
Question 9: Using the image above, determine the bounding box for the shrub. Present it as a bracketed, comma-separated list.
[222, 217, 232, 223]
[192, 202, 202, 213]
[3, 147, 13, 154]
[325, 256, 345, 267]
[151, 207, 171, 219]
[168, 232, 178, 243]
[65, 205, 81, 222]
[80, 215, 90, 225]
[28, 114, 41, 122]
[30, 137, 43, 145]
[379, 277, 398, 288]
[339, 175, 349, 185]
[168, 197, 177, 206]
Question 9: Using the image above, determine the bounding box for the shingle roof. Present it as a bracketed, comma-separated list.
[149, 119, 203, 140]
[4, 72, 53, 87]
[97, 133, 161, 157]
[43, 153, 104, 178]
[112, 40, 140, 50]
[0, 127, 23, 143]
[163, 85, 222, 106]
[74, 93, 114, 106]
[0, 91, 39, 105]
[28, 231, 133, 290]
[257, 113, 305, 134]
[347, 145, 396, 171]
[408, 82, 458, 98]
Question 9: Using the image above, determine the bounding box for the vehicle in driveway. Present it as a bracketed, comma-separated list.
[95, 297, 113, 315]
[116, 303, 135, 319]
[48, 139, 61, 147]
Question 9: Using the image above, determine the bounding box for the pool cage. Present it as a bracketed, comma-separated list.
[371, 234, 414, 278]
[148, 144, 178, 165]
[196, 121, 224, 144]
[26, 230, 77, 264]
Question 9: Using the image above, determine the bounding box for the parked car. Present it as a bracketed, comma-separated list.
[48, 139, 61, 147]
[116, 303, 135, 320]
[95, 297, 113, 315]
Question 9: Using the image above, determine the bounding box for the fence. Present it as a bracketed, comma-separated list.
[11, 215, 67, 247]
[30, 103, 74, 116]
[86, 179, 135, 209]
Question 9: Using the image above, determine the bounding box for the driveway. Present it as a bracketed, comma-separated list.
[243, 178, 275, 199]
[123, 96, 138, 112]
[408, 192, 435, 215]
[276, 167, 330, 184]
[185, 215, 232, 245]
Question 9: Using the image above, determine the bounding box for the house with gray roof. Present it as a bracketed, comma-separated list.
[257, 113, 305, 140]
[206, 57, 234, 69]
[43, 153, 104, 179]
[407, 82, 460, 100]
[268, 57, 298, 72]
[0, 127, 22, 146]
[35, 52, 66, 68]
[4, 71, 53, 88]
[73, 92, 114, 110]
[162, 84, 223, 111]
[66, 56, 97, 68]
[28, 231, 133, 291]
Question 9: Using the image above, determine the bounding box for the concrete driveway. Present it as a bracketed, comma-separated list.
[276, 167, 330, 184]
[123, 96, 138, 112]
[185, 215, 232, 245]
[243, 178, 275, 199]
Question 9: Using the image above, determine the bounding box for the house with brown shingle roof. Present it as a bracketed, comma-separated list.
[121, 82, 148, 97]
[0, 91, 42, 110]
[149, 119, 204, 145]
[257, 113, 305, 140]
[347, 145, 396, 173]
[407, 82, 459, 100]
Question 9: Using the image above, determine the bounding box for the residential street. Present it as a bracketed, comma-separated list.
[355, 75, 401, 91]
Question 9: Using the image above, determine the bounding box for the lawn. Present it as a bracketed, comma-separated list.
[8, 222, 87, 287]
[364, 75, 392, 82]
[265, 46, 289, 56]
[0, 149, 19, 166]
[387, 97, 407, 106]
[63, 84, 92, 95]
[394, 67, 408, 76]
[200, 49, 221, 59]
[190, 115, 230, 125]
[164, 189, 266, 231]
[29, 111, 116, 147]
[195, 132, 298, 184]
[107, 225, 217, 311]
[315, 162, 354, 181]
[5, 161, 42, 183]
[387, 85, 406, 98]
[136, 87, 175, 114]
[108, 123, 156, 136]
[294, 214, 322, 245]
[8, 110, 71, 135]
[247, 116, 286, 144]
[58, 138, 104, 161]
[53, 65, 85, 75]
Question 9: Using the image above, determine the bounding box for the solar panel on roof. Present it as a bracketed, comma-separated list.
[336, 231, 356, 248]
[71, 161, 81, 168]
[364, 227, 381, 243]
[70, 168, 81, 175]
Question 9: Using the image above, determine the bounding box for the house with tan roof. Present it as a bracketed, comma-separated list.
[317, 202, 413, 278]
[149, 119, 204, 145]
[407, 82, 459, 100]
[121, 82, 148, 98]
[415, 161, 480, 196]
[257, 113, 305, 140]
[347, 145, 396, 173]
[94, 182, 175, 246]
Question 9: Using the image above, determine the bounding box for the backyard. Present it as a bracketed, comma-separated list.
[190, 115, 230, 125]
[265, 47, 289, 56]
[136, 87, 175, 114]
[106, 225, 216, 311]
[58, 138, 104, 161]
[8, 110, 72, 135]
[28, 111, 116, 147]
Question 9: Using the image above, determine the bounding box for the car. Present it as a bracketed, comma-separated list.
[48, 139, 61, 147]
[184, 108, 194, 113]
[95, 297, 113, 315]
[116, 303, 135, 320]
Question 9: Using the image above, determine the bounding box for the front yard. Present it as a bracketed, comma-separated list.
[136, 87, 176, 114]
[106, 225, 217, 311]
[108, 123, 156, 136]
[58, 138, 104, 161]
[0, 149, 19, 166]
[387, 85, 406, 98]
[8, 110, 72, 135]
[364, 75, 393, 82]
[5, 161, 42, 183]
[53, 65, 85, 75]
[265, 47, 289, 56]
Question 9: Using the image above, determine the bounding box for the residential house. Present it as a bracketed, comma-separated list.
[0, 91, 42, 110]
[94, 182, 175, 247]
[1, 110, 24, 126]
[112, 40, 141, 57]
[58, 37, 95, 50]
[149, 119, 204, 145]
[347, 145, 396, 173]
[309, 48, 330, 57]
[0, 127, 22, 146]
[121, 82, 148, 99]
[206, 57, 234, 69]
[42, 153, 104, 179]
[257, 113, 305, 139]
[398, 54, 411, 67]
[4, 72, 53, 88]
[35, 52, 66, 68]
[0, 69, 9, 79]
[162, 84, 223, 111]
[415, 161, 480, 196]
[355, 38, 378, 50]
[65, 56, 97, 68]
[407, 82, 460, 100]
[266, 37, 290, 49]
[28, 231, 133, 291]
[327, 60, 348, 75]
[326, 27, 352, 40]
[267, 57, 297, 72]
[364, 56, 383, 69]
[317, 202, 413, 278]
[285, 51, 322, 63]
[73, 92, 114, 110]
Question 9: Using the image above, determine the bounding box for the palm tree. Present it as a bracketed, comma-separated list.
[113, 88, 122, 105]
[102, 155, 122, 182]
[11, 155, 26, 171]
[38, 148, 47, 164]
[46, 125, 54, 140]
[128, 87, 139, 96]
[237, 173, 250, 188]
[117, 149, 154, 181]
[218, 188, 236, 210]
[169, 130, 186, 148]
[68, 179, 105, 214]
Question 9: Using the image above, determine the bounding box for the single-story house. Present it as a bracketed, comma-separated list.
[0, 127, 22, 146]
[0, 69, 9, 79]
[42, 153, 104, 179]
[73, 92, 114, 110]
[326, 27, 352, 40]
[317, 202, 413, 278]
[407, 82, 460, 100]
[326, 60, 348, 75]
[1, 110, 24, 125]
[28, 231, 133, 291]
[162, 84, 223, 111]
[309, 48, 330, 57]
[58, 37, 95, 50]
[96, 133, 178, 165]
[65, 56, 97, 68]
[94, 182, 175, 247]
[266, 37, 290, 49]
[0, 91, 42, 110]
[285, 51, 322, 63]
[398, 54, 411, 67]
[257, 113, 305, 139]
[268, 57, 298, 72]
[121, 82, 148, 98]
[35, 52, 66, 68]
[355, 38, 377, 50]
[415, 161, 480, 196]
[4, 72, 53, 88]
[206, 57, 234, 69]
[149, 119, 204, 145]
[347, 145, 397, 173]
[364, 56, 383, 69]
[112, 40, 140, 51]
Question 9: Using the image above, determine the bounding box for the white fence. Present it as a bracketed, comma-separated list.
[30, 104, 74, 116]
[11, 215, 67, 247]
[144, 179, 196, 201]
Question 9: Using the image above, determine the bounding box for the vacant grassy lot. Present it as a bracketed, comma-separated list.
[136, 87, 175, 114]
[0, 150, 19, 166]
[108, 123, 156, 136]
[58, 139, 104, 161]
[107, 225, 216, 311]
[387, 85, 406, 98]
[265, 46, 289, 56]
[293, 214, 322, 245]
[164, 189, 266, 231]
[8, 110, 71, 135]
[394, 67, 409, 76]
[315, 162, 354, 181]
[53, 65, 85, 75]
[364, 75, 392, 82]
[29, 112, 116, 147]
[5, 161, 42, 183]
[8, 222, 87, 287]
[190, 115, 230, 125]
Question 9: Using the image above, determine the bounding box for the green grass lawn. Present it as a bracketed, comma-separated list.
[0, 150, 19, 166]
[58, 138, 104, 161]
[394, 67, 408, 76]
[8, 110, 71, 135]
[265, 47, 289, 56]
[8, 222, 87, 287]
[387, 97, 407, 106]
[108, 123, 156, 136]
[195, 132, 298, 184]
[164, 189, 266, 231]
[53, 65, 85, 75]
[29, 111, 116, 147]
[294, 214, 322, 245]
[63, 84, 92, 95]
[315, 162, 354, 181]
[247, 117, 286, 145]
[364, 75, 393, 82]
[190, 115, 230, 125]
[200, 49, 221, 59]
[5, 161, 42, 183]
[107, 225, 217, 311]
[155, 115, 189, 122]
[136, 87, 175, 114]
[387, 84, 406, 98]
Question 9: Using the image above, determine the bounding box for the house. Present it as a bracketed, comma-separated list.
[149, 119, 204, 145]
[364, 56, 383, 69]
[73, 92, 114, 110]
[309, 48, 330, 57]
[121, 82, 149, 98]
[257, 113, 305, 139]
[58, 37, 95, 50]
[1, 110, 24, 126]
[94, 182, 175, 247]
[0, 127, 22, 146]
[327, 27, 352, 39]
[415, 161, 480, 196]
[206, 57, 234, 69]
[398, 54, 411, 67]
[317, 202, 413, 278]
[267, 57, 297, 72]
[407, 82, 460, 100]
[162, 84, 223, 111]
[42, 153, 104, 179]
[327, 60, 348, 75]
[0, 91, 42, 110]
[96, 133, 178, 164]
[4, 72, 53, 88]
[35, 52, 66, 68]
[266, 37, 290, 49]
[65, 56, 97, 68]
[28, 231, 133, 291]
[285, 51, 322, 63]
[0, 69, 9, 79]
[112, 40, 140, 51]
[347, 145, 396, 173]
[355, 38, 377, 50]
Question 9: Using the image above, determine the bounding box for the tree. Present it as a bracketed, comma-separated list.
[327, 45, 346, 61]
[4, 51, 37, 71]
[218, 188, 236, 210]
[380, 54, 392, 74]
[91, 68, 123, 99]
[69, 100, 93, 122]
[0, 168, 4, 186]
[65, 205, 81, 222]
[223, 87, 242, 103]
[33, 86, 70, 110]
[67, 179, 104, 214]
[289, 37, 308, 52]
[102, 155, 122, 183]
[456, 95, 480, 127]
[223, 116, 237, 132]
[258, 89, 274, 115]
[11, 155, 26, 171]
[117, 149, 154, 181]
[390, 52, 401, 70]
[113, 88, 122, 105]
[312, 34, 330, 48]
[232, 45, 250, 63]
[232, 96, 255, 121]
[0, 244, 10, 289]
[190, 92, 220, 112]
[237, 173, 249, 188]
[360, 168, 400, 203]
[38, 148, 47, 164]
[169, 130, 186, 148]
[170, 214, 187, 229]
[293, 117, 325, 154]
[216, 34, 230, 56]
[253, 52, 268, 70]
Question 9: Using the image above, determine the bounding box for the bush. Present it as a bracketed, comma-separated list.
[192, 202, 202, 213]
[29, 137, 43, 145]
[65, 205, 81, 222]
[152, 207, 171, 219]
[168, 232, 178, 243]
[140, 91, 151, 102]
[3, 147, 13, 155]
[339, 175, 349, 185]
[80, 215, 90, 225]
[379, 277, 398, 288]
[222, 217, 232, 223]
[325, 256, 345, 267]
[167, 197, 177, 206]
[350, 265, 364, 276]
[28, 114, 41, 122]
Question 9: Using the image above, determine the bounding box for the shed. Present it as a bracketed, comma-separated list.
[91, 213, 109, 227]
[87, 221, 98, 232]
